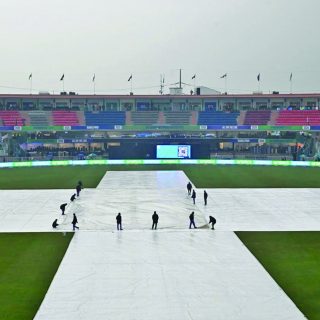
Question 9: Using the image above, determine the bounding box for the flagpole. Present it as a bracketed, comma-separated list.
[256, 73, 261, 92]
[220, 74, 227, 93]
[30, 77, 32, 95]
[128, 74, 133, 94]
[225, 76, 227, 93]
[59, 74, 65, 93]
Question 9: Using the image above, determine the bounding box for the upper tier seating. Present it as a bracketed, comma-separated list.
[0, 111, 24, 126]
[131, 111, 159, 125]
[164, 112, 192, 125]
[198, 111, 239, 125]
[52, 111, 80, 126]
[28, 111, 49, 126]
[243, 110, 271, 125]
[276, 110, 320, 126]
[85, 111, 125, 126]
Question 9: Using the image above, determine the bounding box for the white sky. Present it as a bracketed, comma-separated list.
[0, 0, 319, 95]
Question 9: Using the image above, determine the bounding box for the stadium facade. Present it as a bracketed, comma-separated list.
[0, 92, 320, 161]
[1, 92, 320, 112]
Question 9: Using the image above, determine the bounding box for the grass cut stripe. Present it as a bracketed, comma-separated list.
[236, 231, 320, 320]
[0, 232, 73, 320]
[1, 165, 320, 189]
[0, 166, 107, 189]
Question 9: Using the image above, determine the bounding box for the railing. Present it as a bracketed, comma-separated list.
[0, 155, 105, 162]
[210, 153, 292, 160]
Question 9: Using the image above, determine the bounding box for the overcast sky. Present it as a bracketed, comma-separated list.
[0, 0, 319, 95]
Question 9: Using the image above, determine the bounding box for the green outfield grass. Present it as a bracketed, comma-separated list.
[0, 164, 320, 189]
[0, 232, 73, 320]
[0, 166, 107, 189]
[236, 231, 320, 320]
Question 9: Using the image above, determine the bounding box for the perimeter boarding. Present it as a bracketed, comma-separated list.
[51, 180, 217, 231]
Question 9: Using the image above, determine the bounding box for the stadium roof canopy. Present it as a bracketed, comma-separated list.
[1, 93, 320, 99]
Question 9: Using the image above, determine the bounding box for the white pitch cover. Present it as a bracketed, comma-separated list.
[0, 171, 308, 319]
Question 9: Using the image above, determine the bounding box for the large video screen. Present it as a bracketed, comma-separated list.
[156, 145, 191, 159]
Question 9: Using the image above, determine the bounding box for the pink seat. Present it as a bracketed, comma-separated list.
[0, 111, 24, 126]
[276, 110, 320, 125]
[52, 111, 80, 126]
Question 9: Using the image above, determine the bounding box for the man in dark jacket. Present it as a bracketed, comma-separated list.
[60, 203, 68, 215]
[209, 216, 216, 230]
[191, 190, 196, 204]
[204, 190, 208, 205]
[70, 194, 76, 202]
[52, 219, 59, 229]
[189, 211, 197, 229]
[72, 213, 79, 231]
[116, 213, 123, 230]
[152, 211, 159, 230]
[187, 182, 192, 195]
[76, 184, 82, 197]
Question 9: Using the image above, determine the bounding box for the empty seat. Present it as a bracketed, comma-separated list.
[131, 111, 159, 125]
[276, 110, 320, 125]
[28, 111, 49, 126]
[85, 112, 125, 126]
[0, 111, 24, 126]
[243, 110, 271, 125]
[164, 112, 191, 125]
[198, 111, 239, 125]
[52, 111, 80, 126]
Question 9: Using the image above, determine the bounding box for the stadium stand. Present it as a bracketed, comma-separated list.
[164, 112, 192, 125]
[130, 111, 159, 125]
[84, 111, 125, 126]
[0, 111, 24, 126]
[3, 109, 320, 128]
[25, 111, 50, 126]
[198, 111, 239, 125]
[52, 111, 80, 126]
[276, 110, 320, 126]
[243, 110, 271, 125]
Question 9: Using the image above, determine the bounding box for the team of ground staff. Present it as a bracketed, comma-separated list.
[52, 181, 216, 231]
[52, 181, 82, 230]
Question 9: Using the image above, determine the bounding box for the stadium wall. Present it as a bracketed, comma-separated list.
[0, 159, 320, 168]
